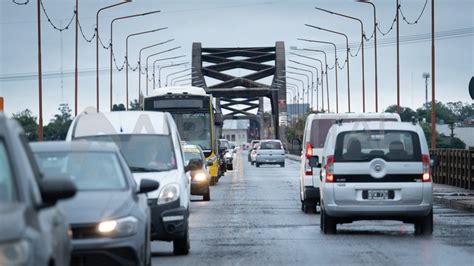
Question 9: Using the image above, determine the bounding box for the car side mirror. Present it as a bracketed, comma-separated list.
[206, 159, 214, 167]
[186, 158, 204, 172]
[138, 179, 160, 194]
[39, 177, 77, 208]
[308, 156, 321, 168]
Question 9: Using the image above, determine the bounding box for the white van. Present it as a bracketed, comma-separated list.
[313, 121, 433, 235]
[299, 113, 401, 213]
[66, 110, 191, 255]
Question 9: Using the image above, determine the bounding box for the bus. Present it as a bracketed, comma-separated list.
[144, 86, 222, 184]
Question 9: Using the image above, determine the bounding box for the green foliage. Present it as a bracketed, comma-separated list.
[112, 104, 126, 111]
[12, 109, 38, 141]
[44, 104, 73, 141]
[129, 99, 141, 111]
[384, 105, 417, 122]
[419, 123, 466, 149]
[416, 101, 456, 123]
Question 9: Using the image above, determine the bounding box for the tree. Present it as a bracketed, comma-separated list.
[112, 103, 125, 111]
[416, 101, 456, 123]
[44, 104, 73, 141]
[384, 105, 417, 122]
[446, 101, 474, 122]
[130, 99, 142, 111]
[12, 109, 38, 141]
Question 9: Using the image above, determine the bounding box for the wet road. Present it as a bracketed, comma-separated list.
[152, 151, 474, 265]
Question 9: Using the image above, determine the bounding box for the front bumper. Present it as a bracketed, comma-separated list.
[148, 198, 188, 241]
[191, 180, 210, 195]
[70, 235, 142, 265]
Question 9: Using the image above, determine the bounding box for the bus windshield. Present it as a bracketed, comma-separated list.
[172, 112, 212, 151]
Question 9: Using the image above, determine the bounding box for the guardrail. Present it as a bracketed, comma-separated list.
[430, 148, 474, 190]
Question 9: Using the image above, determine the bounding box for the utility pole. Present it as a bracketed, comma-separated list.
[396, 0, 401, 113]
[37, 0, 43, 141]
[431, 0, 436, 149]
[74, 0, 78, 116]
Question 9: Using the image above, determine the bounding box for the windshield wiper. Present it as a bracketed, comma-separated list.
[129, 166, 165, 173]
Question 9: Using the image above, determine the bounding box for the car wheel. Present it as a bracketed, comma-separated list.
[256, 163, 260, 167]
[321, 209, 337, 234]
[203, 191, 210, 201]
[173, 227, 190, 255]
[250, 161, 254, 165]
[415, 209, 433, 236]
[280, 162, 285, 167]
[209, 176, 215, 186]
[227, 164, 233, 170]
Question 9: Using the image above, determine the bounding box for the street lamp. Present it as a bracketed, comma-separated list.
[298, 38, 339, 113]
[96, 0, 132, 112]
[284, 71, 309, 111]
[138, 39, 174, 96]
[289, 56, 324, 112]
[305, 24, 351, 112]
[288, 64, 318, 111]
[356, 0, 379, 112]
[165, 67, 193, 86]
[157, 62, 189, 87]
[279, 76, 306, 114]
[145, 46, 182, 95]
[109, 10, 161, 110]
[124, 27, 167, 110]
[316, 7, 366, 112]
[170, 71, 198, 87]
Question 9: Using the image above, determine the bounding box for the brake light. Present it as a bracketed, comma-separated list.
[326, 155, 334, 182]
[305, 142, 313, 159]
[251, 150, 257, 155]
[422, 154, 431, 182]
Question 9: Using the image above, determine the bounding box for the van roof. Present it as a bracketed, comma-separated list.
[147, 86, 207, 97]
[72, 111, 171, 138]
[306, 112, 401, 121]
[334, 121, 420, 133]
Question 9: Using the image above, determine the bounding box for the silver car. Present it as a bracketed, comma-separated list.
[313, 121, 433, 235]
[255, 140, 285, 167]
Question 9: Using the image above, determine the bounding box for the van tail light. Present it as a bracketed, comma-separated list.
[305, 142, 313, 159]
[325, 155, 335, 182]
[422, 154, 431, 182]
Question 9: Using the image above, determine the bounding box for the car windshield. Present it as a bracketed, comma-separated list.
[219, 140, 230, 149]
[172, 112, 212, 151]
[34, 151, 127, 191]
[77, 135, 177, 172]
[0, 141, 16, 202]
[184, 151, 202, 163]
[335, 130, 421, 162]
[260, 141, 282, 150]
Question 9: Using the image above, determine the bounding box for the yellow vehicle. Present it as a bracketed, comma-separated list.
[144, 86, 222, 185]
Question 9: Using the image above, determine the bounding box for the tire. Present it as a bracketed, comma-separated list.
[415, 209, 433, 236]
[227, 164, 233, 170]
[280, 162, 285, 168]
[203, 191, 210, 201]
[210, 176, 216, 186]
[173, 227, 190, 255]
[256, 163, 260, 168]
[251, 161, 254, 165]
[321, 208, 337, 234]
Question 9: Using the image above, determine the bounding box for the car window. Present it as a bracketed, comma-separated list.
[18, 134, 42, 204]
[334, 130, 421, 162]
[77, 134, 177, 172]
[260, 141, 282, 150]
[310, 119, 334, 148]
[184, 151, 203, 162]
[34, 151, 127, 191]
[0, 140, 16, 202]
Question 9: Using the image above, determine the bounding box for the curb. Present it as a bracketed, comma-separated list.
[286, 154, 301, 162]
[433, 196, 474, 213]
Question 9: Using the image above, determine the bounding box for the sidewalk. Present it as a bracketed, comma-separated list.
[285, 154, 474, 212]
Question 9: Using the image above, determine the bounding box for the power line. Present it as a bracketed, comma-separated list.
[40, 0, 76, 32]
[11, 0, 29, 5]
[399, 0, 428, 25]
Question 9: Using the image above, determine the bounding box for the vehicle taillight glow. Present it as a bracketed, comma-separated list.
[326, 155, 334, 182]
[422, 154, 431, 182]
[305, 142, 313, 159]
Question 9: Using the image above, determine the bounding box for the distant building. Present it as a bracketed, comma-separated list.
[287, 103, 310, 122]
[222, 120, 249, 146]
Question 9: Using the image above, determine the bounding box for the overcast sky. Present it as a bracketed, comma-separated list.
[0, 0, 473, 120]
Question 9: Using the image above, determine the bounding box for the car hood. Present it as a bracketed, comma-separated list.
[132, 169, 180, 199]
[0, 203, 27, 241]
[58, 191, 133, 224]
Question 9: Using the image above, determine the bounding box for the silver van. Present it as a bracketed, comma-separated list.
[312, 121, 433, 235]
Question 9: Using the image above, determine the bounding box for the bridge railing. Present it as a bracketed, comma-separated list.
[430, 148, 474, 190]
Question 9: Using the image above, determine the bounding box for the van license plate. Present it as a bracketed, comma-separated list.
[368, 190, 389, 200]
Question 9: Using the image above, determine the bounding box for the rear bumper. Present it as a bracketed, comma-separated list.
[325, 203, 432, 219]
[191, 180, 209, 195]
[256, 155, 285, 164]
[148, 199, 188, 241]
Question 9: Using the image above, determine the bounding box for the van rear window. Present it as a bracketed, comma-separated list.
[334, 130, 421, 162]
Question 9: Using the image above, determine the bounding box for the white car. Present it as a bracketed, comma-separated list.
[299, 113, 401, 213]
[312, 121, 433, 235]
[255, 139, 285, 167]
[66, 110, 191, 255]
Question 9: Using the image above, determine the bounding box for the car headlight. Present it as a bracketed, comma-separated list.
[97, 216, 138, 238]
[225, 152, 232, 158]
[158, 183, 180, 205]
[193, 172, 207, 182]
[0, 239, 31, 265]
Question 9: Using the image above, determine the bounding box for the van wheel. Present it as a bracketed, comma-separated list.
[250, 161, 254, 165]
[280, 163, 285, 167]
[173, 228, 190, 255]
[203, 191, 210, 201]
[256, 163, 260, 168]
[321, 208, 337, 234]
[415, 209, 433, 236]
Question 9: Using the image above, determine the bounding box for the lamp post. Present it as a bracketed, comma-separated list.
[291, 51, 330, 113]
[157, 62, 189, 87]
[287, 66, 314, 110]
[74, 0, 78, 116]
[109, 10, 160, 110]
[280, 76, 306, 115]
[356, 0, 379, 112]
[124, 27, 167, 110]
[305, 25, 351, 112]
[96, 0, 131, 112]
[165, 67, 193, 86]
[145, 47, 182, 95]
[288, 62, 319, 112]
[289, 56, 324, 112]
[170, 71, 198, 87]
[285, 71, 309, 110]
[298, 38, 339, 113]
[36, 0, 43, 140]
[316, 7, 366, 112]
[138, 39, 174, 97]
[173, 76, 201, 86]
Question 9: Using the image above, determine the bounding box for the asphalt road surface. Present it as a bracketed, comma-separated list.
[152, 151, 474, 265]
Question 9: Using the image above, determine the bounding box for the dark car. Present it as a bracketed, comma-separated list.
[31, 141, 159, 266]
[0, 114, 76, 266]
